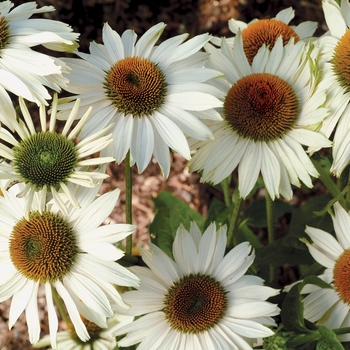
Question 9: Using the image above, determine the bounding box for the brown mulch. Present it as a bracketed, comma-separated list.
[0, 0, 326, 349]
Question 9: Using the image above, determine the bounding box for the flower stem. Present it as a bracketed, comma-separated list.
[312, 158, 345, 207]
[220, 174, 232, 207]
[52, 286, 71, 326]
[125, 151, 133, 256]
[265, 190, 275, 283]
[333, 327, 350, 335]
[227, 188, 243, 248]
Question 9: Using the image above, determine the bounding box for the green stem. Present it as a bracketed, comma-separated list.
[52, 286, 70, 326]
[312, 158, 345, 207]
[227, 188, 243, 248]
[333, 327, 350, 335]
[220, 174, 232, 207]
[125, 151, 133, 256]
[265, 190, 275, 283]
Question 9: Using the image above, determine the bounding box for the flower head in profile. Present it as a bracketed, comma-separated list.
[0, 1, 79, 105]
[189, 31, 331, 200]
[34, 313, 134, 350]
[0, 183, 140, 349]
[57, 22, 223, 177]
[211, 7, 317, 64]
[300, 202, 350, 342]
[313, 0, 350, 176]
[0, 93, 114, 215]
[115, 222, 280, 350]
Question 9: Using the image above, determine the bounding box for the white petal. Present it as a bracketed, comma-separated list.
[55, 281, 90, 342]
[333, 202, 350, 249]
[25, 282, 40, 344]
[9, 279, 35, 329]
[45, 282, 58, 350]
[151, 111, 191, 159]
[305, 225, 343, 261]
[133, 116, 154, 173]
[102, 23, 124, 61]
[323, 0, 347, 39]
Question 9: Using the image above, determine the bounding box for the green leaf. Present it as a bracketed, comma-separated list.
[286, 333, 319, 349]
[244, 198, 293, 227]
[204, 197, 227, 228]
[237, 222, 261, 248]
[149, 191, 205, 258]
[255, 235, 314, 266]
[282, 276, 331, 334]
[288, 194, 333, 238]
[316, 326, 343, 350]
[281, 283, 309, 333]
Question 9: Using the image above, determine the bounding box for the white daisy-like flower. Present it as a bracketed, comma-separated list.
[300, 202, 350, 342]
[34, 313, 134, 350]
[189, 31, 331, 200]
[0, 0, 79, 106]
[57, 22, 223, 177]
[0, 93, 114, 215]
[114, 222, 280, 350]
[0, 182, 140, 349]
[211, 7, 317, 64]
[312, 0, 350, 176]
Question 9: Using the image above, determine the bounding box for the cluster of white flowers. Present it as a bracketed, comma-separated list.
[0, 0, 350, 349]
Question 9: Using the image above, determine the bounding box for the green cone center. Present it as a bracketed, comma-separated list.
[242, 19, 300, 64]
[9, 211, 78, 283]
[13, 131, 78, 191]
[164, 274, 227, 333]
[224, 73, 299, 141]
[332, 28, 350, 94]
[104, 56, 168, 117]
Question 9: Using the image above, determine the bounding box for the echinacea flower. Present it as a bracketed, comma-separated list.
[0, 0, 79, 106]
[0, 93, 114, 215]
[0, 183, 140, 348]
[299, 202, 350, 342]
[313, 0, 350, 176]
[211, 7, 317, 64]
[189, 31, 331, 200]
[57, 22, 223, 177]
[115, 222, 280, 350]
[34, 313, 134, 350]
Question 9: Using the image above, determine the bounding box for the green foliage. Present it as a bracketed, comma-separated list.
[149, 191, 205, 258]
[279, 276, 341, 350]
[244, 198, 292, 227]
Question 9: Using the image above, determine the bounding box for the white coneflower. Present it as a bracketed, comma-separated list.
[34, 313, 134, 350]
[300, 202, 350, 342]
[0, 0, 79, 106]
[0, 183, 139, 348]
[57, 22, 223, 177]
[211, 7, 317, 63]
[115, 222, 280, 350]
[0, 93, 114, 215]
[312, 0, 350, 176]
[189, 31, 331, 200]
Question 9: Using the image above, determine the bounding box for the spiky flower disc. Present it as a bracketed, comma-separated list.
[56, 22, 223, 177]
[0, 183, 139, 348]
[313, 0, 350, 176]
[189, 32, 331, 200]
[0, 93, 114, 215]
[210, 7, 317, 59]
[298, 202, 350, 342]
[115, 222, 280, 350]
